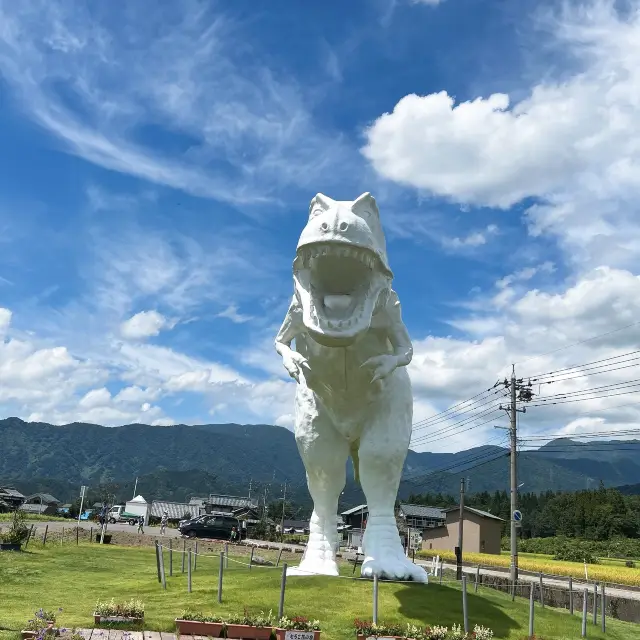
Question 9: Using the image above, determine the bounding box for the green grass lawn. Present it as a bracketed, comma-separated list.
[0, 513, 68, 522]
[1, 544, 639, 640]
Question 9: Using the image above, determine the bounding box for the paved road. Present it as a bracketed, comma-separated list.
[24, 520, 182, 538]
[416, 559, 640, 602]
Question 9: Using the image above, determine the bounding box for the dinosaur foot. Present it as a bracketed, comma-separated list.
[286, 558, 339, 577]
[361, 555, 429, 583]
[361, 519, 429, 583]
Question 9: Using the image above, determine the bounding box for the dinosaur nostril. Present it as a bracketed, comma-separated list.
[320, 222, 329, 231]
[339, 221, 349, 232]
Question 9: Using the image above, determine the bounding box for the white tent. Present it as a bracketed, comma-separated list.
[126, 495, 149, 525]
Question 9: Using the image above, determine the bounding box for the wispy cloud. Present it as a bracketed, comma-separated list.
[0, 1, 355, 208]
[216, 305, 253, 324]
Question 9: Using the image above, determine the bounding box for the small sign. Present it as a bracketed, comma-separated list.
[513, 510, 522, 522]
[284, 632, 315, 640]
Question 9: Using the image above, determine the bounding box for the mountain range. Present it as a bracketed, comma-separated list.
[1, 417, 639, 506]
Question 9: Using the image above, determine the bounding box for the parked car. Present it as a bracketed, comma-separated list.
[178, 513, 246, 540]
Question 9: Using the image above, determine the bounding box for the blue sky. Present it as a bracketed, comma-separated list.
[2, 0, 640, 452]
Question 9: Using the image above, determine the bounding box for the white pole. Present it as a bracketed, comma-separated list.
[77, 486, 86, 533]
[132, 477, 138, 500]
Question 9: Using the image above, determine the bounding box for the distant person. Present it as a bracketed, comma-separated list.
[230, 526, 238, 543]
[137, 516, 144, 534]
[160, 511, 168, 536]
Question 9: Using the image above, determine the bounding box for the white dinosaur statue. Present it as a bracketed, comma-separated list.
[274, 192, 428, 582]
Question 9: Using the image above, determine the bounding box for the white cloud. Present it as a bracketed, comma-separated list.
[443, 224, 499, 250]
[0, 1, 354, 206]
[363, 1, 640, 268]
[408, 265, 640, 451]
[216, 304, 253, 324]
[120, 311, 170, 340]
[410, 0, 445, 5]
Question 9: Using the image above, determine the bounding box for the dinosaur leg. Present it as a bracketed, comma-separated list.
[288, 393, 349, 577]
[358, 371, 429, 583]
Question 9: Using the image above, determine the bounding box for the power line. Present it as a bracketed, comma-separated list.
[516, 321, 640, 369]
[403, 441, 510, 486]
[527, 349, 640, 381]
[520, 428, 640, 440]
[411, 387, 500, 430]
[404, 450, 510, 489]
[410, 408, 504, 446]
[532, 378, 640, 402]
[527, 387, 640, 408]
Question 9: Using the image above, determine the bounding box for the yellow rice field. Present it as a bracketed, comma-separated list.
[417, 549, 640, 587]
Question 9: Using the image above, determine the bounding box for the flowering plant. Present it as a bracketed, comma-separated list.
[94, 599, 144, 618]
[353, 619, 403, 637]
[226, 609, 275, 628]
[277, 616, 321, 631]
[178, 610, 225, 623]
[25, 608, 63, 631]
[405, 624, 448, 640]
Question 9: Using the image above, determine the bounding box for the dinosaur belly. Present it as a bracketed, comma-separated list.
[295, 330, 398, 439]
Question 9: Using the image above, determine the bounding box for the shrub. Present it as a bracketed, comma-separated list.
[626, 561, 636, 568]
[0, 509, 30, 544]
[553, 543, 599, 564]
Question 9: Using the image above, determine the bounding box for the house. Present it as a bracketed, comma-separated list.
[397, 504, 445, 531]
[341, 504, 368, 528]
[20, 493, 61, 516]
[341, 504, 368, 548]
[281, 519, 310, 534]
[232, 505, 262, 530]
[151, 500, 195, 522]
[0, 486, 25, 512]
[420, 506, 505, 555]
[206, 494, 259, 514]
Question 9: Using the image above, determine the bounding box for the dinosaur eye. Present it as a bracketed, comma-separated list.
[310, 208, 324, 218]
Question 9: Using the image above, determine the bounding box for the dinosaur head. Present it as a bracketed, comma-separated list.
[293, 192, 393, 347]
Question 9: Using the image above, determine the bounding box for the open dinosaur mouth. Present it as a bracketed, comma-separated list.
[294, 242, 388, 345]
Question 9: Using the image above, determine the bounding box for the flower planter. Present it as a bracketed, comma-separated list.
[0, 542, 22, 551]
[275, 630, 321, 640]
[174, 619, 225, 637]
[21, 623, 56, 639]
[226, 624, 273, 639]
[93, 614, 143, 626]
[355, 636, 404, 640]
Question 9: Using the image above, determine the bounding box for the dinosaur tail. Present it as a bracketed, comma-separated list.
[350, 442, 360, 485]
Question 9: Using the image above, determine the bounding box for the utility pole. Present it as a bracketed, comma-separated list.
[132, 477, 138, 499]
[280, 482, 287, 542]
[457, 477, 465, 580]
[497, 364, 533, 586]
[248, 478, 253, 501]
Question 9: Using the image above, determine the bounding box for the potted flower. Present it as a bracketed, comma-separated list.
[174, 610, 226, 637]
[93, 598, 144, 625]
[21, 609, 61, 639]
[276, 616, 321, 640]
[353, 619, 404, 639]
[225, 609, 275, 640]
[404, 624, 448, 640]
[1, 509, 30, 551]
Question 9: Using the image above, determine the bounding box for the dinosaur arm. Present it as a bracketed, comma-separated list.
[386, 290, 413, 367]
[275, 296, 304, 355]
